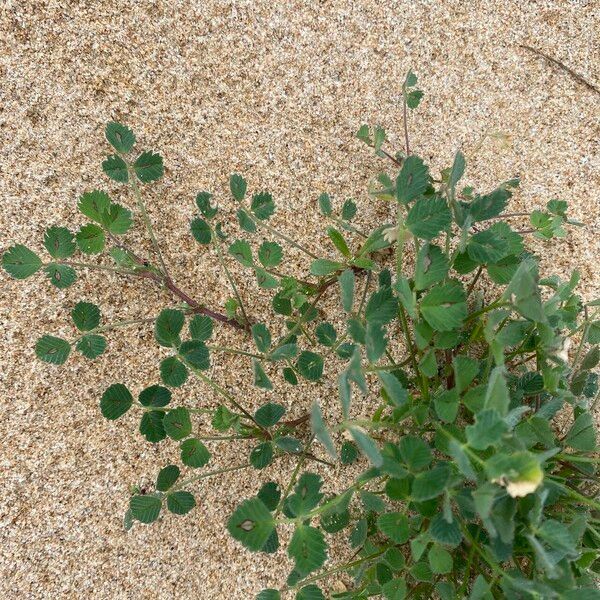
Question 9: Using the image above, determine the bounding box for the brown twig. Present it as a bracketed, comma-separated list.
[519, 44, 600, 96]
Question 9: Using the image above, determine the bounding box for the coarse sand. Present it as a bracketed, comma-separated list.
[1, 1, 599, 598]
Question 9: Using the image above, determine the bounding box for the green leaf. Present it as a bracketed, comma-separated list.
[414, 243, 449, 291]
[297, 351, 324, 381]
[258, 241, 282, 268]
[449, 151, 465, 193]
[288, 525, 327, 576]
[160, 356, 188, 387]
[338, 269, 355, 312]
[467, 229, 509, 264]
[252, 323, 271, 352]
[396, 155, 429, 204]
[44, 263, 76, 289]
[139, 385, 171, 408]
[453, 355, 479, 393]
[406, 197, 452, 240]
[428, 545, 453, 574]
[378, 372, 408, 407]
[406, 89, 424, 109]
[395, 276, 417, 319]
[315, 322, 337, 347]
[129, 494, 161, 524]
[105, 122, 135, 153]
[229, 239, 253, 267]
[43, 226, 76, 259]
[196, 192, 218, 219]
[483, 367, 510, 416]
[190, 217, 212, 244]
[412, 464, 450, 501]
[469, 188, 510, 222]
[230, 174, 247, 201]
[341, 441, 359, 464]
[139, 410, 166, 442]
[505, 259, 546, 323]
[254, 267, 278, 289]
[189, 315, 213, 341]
[154, 309, 184, 348]
[382, 578, 407, 600]
[76, 224, 105, 254]
[179, 340, 210, 370]
[76, 334, 106, 359]
[227, 497, 275, 551]
[133, 151, 163, 183]
[102, 154, 128, 182]
[180, 438, 210, 468]
[257, 590, 280, 600]
[251, 192, 275, 220]
[429, 513, 462, 547]
[434, 388, 459, 423]
[420, 281, 467, 331]
[310, 259, 343, 276]
[318, 193, 332, 216]
[71, 301, 100, 331]
[310, 402, 337, 459]
[78, 190, 110, 222]
[466, 409, 508, 450]
[349, 426, 383, 467]
[100, 383, 133, 420]
[366, 286, 398, 325]
[341, 199, 357, 220]
[250, 442, 274, 469]
[253, 359, 273, 390]
[565, 412, 596, 451]
[103, 203, 133, 235]
[163, 407, 192, 440]
[327, 227, 351, 257]
[167, 491, 196, 515]
[212, 405, 238, 432]
[275, 436, 302, 454]
[257, 482, 281, 511]
[237, 208, 256, 232]
[286, 473, 323, 517]
[255, 403, 285, 427]
[296, 585, 324, 600]
[156, 464, 180, 491]
[377, 512, 409, 544]
[35, 335, 71, 365]
[2, 244, 42, 279]
[399, 436, 432, 471]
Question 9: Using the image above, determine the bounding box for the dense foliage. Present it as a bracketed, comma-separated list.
[3, 73, 600, 599]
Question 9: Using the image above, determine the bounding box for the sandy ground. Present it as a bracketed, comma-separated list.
[0, 1, 599, 598]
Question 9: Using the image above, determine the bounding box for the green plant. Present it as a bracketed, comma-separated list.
[3, 72, 600, 599]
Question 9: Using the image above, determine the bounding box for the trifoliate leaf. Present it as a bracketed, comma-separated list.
[154, 309, 184, 348]
[365, 286, 398, 325]
[310, 402, 337, 459]
[156, 464, 180, 491]
[399, 436, 432, 471]
[420, 280, 467, 331]
[133, 151, 163, 183]
[254, 267, 278, 289]
[251, 192, 275, 220]
[469, 188, 510, 222]
[411, 464, 450, 501]
[129, 494, 161, 524]
[288, 525, 327, 576]
[467, 229, 509, 264]
[338, 269, 355, 312]
[100, 383, 133, 420]
[229, 239, 253, 267]
[189, 315, 213, 341]
[406, 197, 451, 240]
[315, 322, 337, 347]
[212, 405, 238, 432]
[396, 155, 429, 204]
[78, 190, 111, 223]
[102, 154, 128, 182]
[252, 323, 271, 352]
[429, 513, 462, 547]
[257, 482, 281, 511]
[255, 403, 285, 428]
[105, 122, 136, 153]
[310, 259, 344, 276]
[138, 385, 171, 408]
[258, 241, 282, 268]
[160, 356, 188, 387]
[227, 497, 275, 551]
[163, 407, 192, 440]
[180, 438, 210, 468]
[167, 491, 196, 515]
[414, 243, 448, 291]
[377, 512, 409, 544]
[190, 217, 212, 244]
[2, 244, 42, 279]
[35, 335, 71, 365]
[250, 442, 274, 469]
[286, 473, 323, 517]
[179, 340, 210, 370]
[43, 226, 76, 259]
[76, 224, 105, 254]
[296, 351, 324, 381]
[139, 410, 166, 443]
[44, 263, 76, 289]
[71, 301, 100, 331]
[76, 334, 106, 359]
[230, 174, 247, 201]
